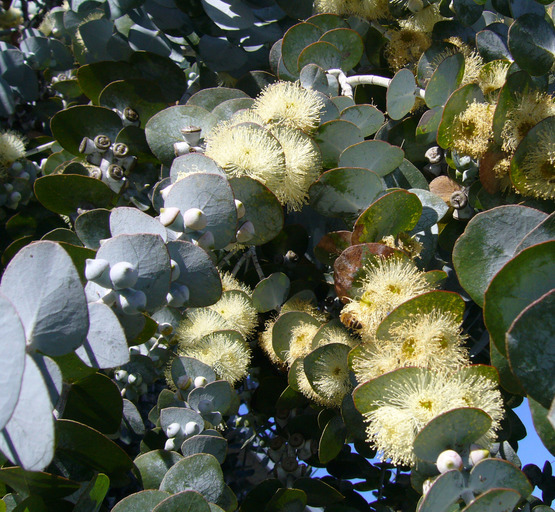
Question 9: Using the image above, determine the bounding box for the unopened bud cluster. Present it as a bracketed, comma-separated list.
[85, 259, 147, 315]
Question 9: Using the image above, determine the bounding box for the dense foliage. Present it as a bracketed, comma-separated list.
[0, 0, 554, 511]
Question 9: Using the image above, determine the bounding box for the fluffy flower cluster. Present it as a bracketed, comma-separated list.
[0, 131, 26, 176]
[362, 367, 503, 466]
[172, 273, 257, 386]
[340, 253, 504, 467]
[205, 81, 324, 211]
[339, 256, 436, 339]
[259, 297, 358, 407]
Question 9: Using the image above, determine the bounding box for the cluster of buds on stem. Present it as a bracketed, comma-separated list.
[174, 126, 203, 156]
[79, 135, 137, 193]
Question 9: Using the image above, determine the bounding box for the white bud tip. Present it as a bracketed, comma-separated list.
[194, 376, 207, 388]
[184, 421, 200, 436]
[436, 449, 463, 473]
[158, 322, 174, 336]
[469, 444, 489, 466]
[85, 258, 110, 282]
[115, 370, 128, 382]
[110, 261, 139, 290]
[166, 422, 181, 438]
[160, 206, 181, 228]
[170, 259, 181, 282]
[198, 399, 214, 414]
[183, 207, 207, 231]
[164, 438, 176, 451]
[160, 185, 174, 201]
[235, 199, 246, 219]
[236, 221, 255, 243]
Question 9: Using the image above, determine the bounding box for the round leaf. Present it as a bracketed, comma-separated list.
[376, 290, 465, 341]
[0, 294, 26, 431]
[167, 241, 222, 308]
[282, 23, 322, 74]
[181, 435, 227, 464]
[309, 167, 383, 222]
[229, 176, 284, 246]
[55, 419, 134, 478]
[99, 79, 167, 128]
[319, 28, 363, 71]
[165, 173, 237, 250]
[484, 241, 555, 356]
[339, 104, 384, 137]
[387, 68, 417, 120]
[438, 83, 484, 149]
[75, 208, 111, 250]
[145, 105, 217, 166]
[187, 87, 249, 112]
[314, 120, 364, 168]
[170, 153, 226, 182]
[111, 490, 171, 512]
[272, 311, 322, 362]
[160, 454, 225, 504]
[34, 175, 116, 215]
[508, 14, 555, 76]
[352, 190, 422, 244]
[110, 207, 167, 241]
[413, 407, 492, 462]
[134, 450, 183, 490]
[453, 205, 547, 307]
[510, 116, 555, 198]
[76, 302, 129, 370]
[319, 415, 347, 464]
[417, 470, 466, 512]
[50, 105, 122, 155]
[0, 241, 89, 356]
[153, 491, 211, 512]
[0, 355, 55, 471]
[339, 140, 404, 177]
[92, 233, 171, 310]
[461, 488, 520, 512]
[62, 372, 123, 434]
[252, 272, 290, 313]
[469, 458, 533, 498]
[506, 289, 555, 409]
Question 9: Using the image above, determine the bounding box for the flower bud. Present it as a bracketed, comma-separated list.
[194, 376, 207, 388]
[166, 283, 190, 307]
[195, 231, 215, 251]
[184, 421, 201, 436]
[160, 207, 183, 231]
[436, 449, 463, 473]
[164, 437, 176, 451]
[170, 259, 181, 281]
[115, 369, 128, 382]
[174, 141, 191, 156]
[85, 258, 111, 287]
[198, 399, 214, 414]
[166, 422, 180, 438]
[236, 221, 255, 243]
[235, 199, 246, 219]
[110, 261, 139, 290]
[469, 444, 489, 466]
[158, 322, 174, 336]
[183, 207, 207, 231]
[117, 288, 147, 315]
[176, 375, 191, 390]
[127, 372, 142, 386]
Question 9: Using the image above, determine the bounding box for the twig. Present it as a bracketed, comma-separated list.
[249, 247, 264, 280]
[25, 140, 56, 157]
